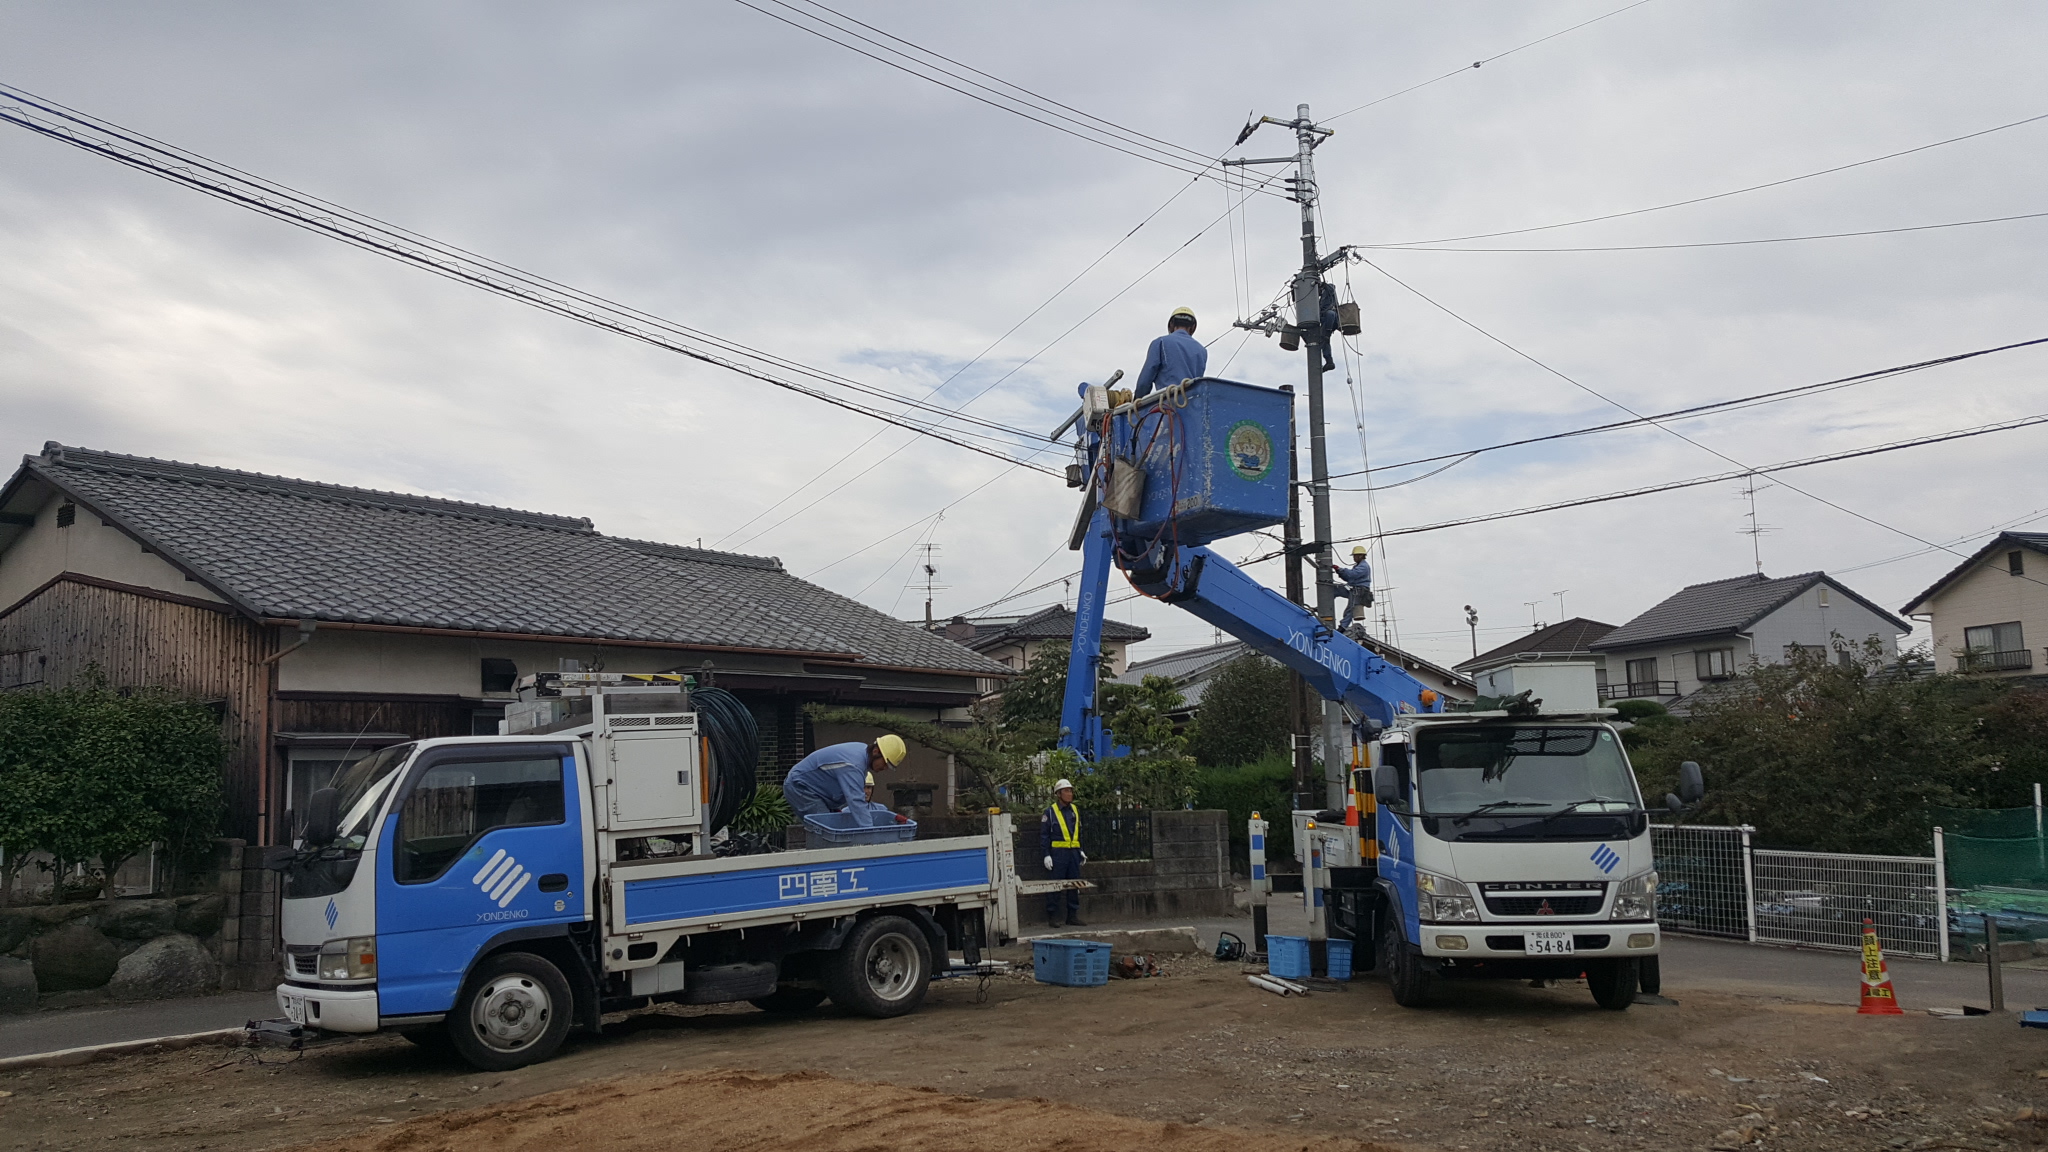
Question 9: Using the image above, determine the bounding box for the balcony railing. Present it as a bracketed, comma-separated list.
[1960, 649, 2034, 673]
[1602, 680, 1680, 700]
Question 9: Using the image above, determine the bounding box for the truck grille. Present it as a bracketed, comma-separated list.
[1483, 894, 1602, 916]
[291, 953, 318, 976]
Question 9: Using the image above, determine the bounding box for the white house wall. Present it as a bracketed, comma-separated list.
[1747, 582, 1901, 661]
[1605, 636, 1756, 701]
[1919, 557, 2048, 673]
[0, 490, 228, 610]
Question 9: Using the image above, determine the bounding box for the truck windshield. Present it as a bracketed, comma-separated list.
[328, 743, 413, 849]
[1414, 726, 1638, 817]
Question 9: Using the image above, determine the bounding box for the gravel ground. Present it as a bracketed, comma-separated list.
[3, 954, 2047, 1151]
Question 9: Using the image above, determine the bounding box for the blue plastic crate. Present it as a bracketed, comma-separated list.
[802, 810, 917, 846]
[1327, 939, 1353, 981]
[1033, 938, 1110, 987]
[1267, 934, 1309, 979]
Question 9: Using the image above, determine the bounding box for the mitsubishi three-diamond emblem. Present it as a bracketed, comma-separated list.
[323, 898, 339, 930]
[472, 849, 533, 908]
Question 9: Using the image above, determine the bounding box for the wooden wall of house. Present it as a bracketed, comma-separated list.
[0, 578, 269, 840]
[273, 694, 478, 743]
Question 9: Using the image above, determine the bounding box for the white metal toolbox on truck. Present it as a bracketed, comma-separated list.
[268, 673, 1056, 1070]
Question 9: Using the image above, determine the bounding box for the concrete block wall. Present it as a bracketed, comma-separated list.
[910, 810, 1236, 923]
[211, 840, 280, 991]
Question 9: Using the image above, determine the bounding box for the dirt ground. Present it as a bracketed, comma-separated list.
[6, 955, 2048, 1152]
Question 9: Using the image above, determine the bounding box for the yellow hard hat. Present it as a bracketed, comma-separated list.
[875, 733, 907, 766]
[1351, 545, 1368, 557]
[1168, 306, 1197, 326]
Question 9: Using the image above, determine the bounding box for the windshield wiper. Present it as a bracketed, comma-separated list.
[1531, 798, 1641, 827]
[1450, 800, 1547, 826]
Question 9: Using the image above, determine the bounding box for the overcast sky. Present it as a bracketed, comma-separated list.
[4, 2, 2045, 670]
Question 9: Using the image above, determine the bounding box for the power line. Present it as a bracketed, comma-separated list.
[1326, 0, 1659, 122]
[1322, 334, 2048, 484]
[0, 83, 1066, 477]
[1376, 109, 2048, 247]
[1332, 412, 2048, 543]
[1363, 208, 2048, 253]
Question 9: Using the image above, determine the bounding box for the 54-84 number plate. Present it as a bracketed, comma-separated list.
[1524, 930, 1575, 956]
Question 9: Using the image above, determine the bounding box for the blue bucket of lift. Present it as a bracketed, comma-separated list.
[1113, 377, 1292, 545]
[1033, 939, 1111, 987]
[1266, 934, 1309, 980]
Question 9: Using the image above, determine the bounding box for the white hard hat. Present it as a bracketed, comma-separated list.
[1054, 778, 1074, 792]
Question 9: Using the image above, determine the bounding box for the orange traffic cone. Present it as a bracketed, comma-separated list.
[1858, 918, 1904, 1015]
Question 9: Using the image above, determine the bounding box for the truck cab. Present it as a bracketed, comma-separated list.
[1361, 711, 1662, 1009]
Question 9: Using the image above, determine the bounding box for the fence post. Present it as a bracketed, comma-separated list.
[1248, 813, 1269, 956]
[1933, 825, 1950, 963]
[1739, 825, 1758, 944]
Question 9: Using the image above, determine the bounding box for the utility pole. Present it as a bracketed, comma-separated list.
[1230, 104, 1344, 807]
[1282, 385, 1315, 806]
[918, 543, 945, 630]
[1465, 605, 1479, 660]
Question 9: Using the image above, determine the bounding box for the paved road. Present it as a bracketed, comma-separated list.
[0, 991, 278, 1059]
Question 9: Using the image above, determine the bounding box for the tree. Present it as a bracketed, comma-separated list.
[1627, 640, 2000, 854]
[1188, 653, 1293, 767]
[1099, 675, 1187, 757]
[0, 670, 226, 902]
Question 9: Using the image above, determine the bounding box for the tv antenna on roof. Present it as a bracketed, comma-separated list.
[1739, 473, 1775, 575]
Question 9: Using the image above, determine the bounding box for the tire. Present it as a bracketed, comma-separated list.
[750, 986, 829, 1014]
[825, 915, 931, 1019]
[1638, 954, 1661, 996]
[1587, 958, 1638, 1010]
[1378, 911, 1433, 1007]
[447, 952, 574, 1071]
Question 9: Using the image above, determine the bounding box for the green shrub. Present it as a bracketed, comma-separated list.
[1195, 752, 1295, 866]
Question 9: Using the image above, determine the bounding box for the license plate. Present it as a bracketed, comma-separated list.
[281, 995, 306, 1024]
[1524, 930, 1575, 956]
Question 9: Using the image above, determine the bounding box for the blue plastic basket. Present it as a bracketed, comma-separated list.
[1033, 939, 1111, 987]
[1326, 939, 1353, 981]
[802, 811, 917, 846]
[1266, 934, 1309, 979]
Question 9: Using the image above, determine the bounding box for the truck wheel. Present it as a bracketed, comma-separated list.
[750, 986, 828, 1014]
[825, 915, 930, 1018]
[1378, 913, 1433, 1007]
[1587, 959, 1638, 1010]
[1638, 954, 1661, 996]
[448, 952, 574, 1071]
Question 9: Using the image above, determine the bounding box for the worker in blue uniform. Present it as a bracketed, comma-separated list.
[784, 734, 907, 819]
[1333, 545, 1374, 631]
[1041, 778, 1086, 928]
[1132, 307, 1207, 399]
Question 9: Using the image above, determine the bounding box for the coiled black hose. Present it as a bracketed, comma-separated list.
[691, 687, 758, 835]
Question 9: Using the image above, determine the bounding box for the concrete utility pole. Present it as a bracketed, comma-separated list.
[1230, 103, 1344, 807]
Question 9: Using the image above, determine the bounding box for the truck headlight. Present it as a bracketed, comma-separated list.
[318, 936, 377, 980]
[1612, 871, 1658, 921]
[1418, 871, 1479, 922]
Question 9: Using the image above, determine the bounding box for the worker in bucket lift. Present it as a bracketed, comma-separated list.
[1332, 545, 1374, 633]
[1041, 779, 1087, 928]
[1131, 307, 1207, 399]
[784, 735, 909, 822]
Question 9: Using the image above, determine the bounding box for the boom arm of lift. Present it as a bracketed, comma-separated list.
[1058, 504, 1440, 762]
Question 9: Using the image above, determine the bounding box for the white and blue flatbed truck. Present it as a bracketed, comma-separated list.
[268, 672, 1069, 1070]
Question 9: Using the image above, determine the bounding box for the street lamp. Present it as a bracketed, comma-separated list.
[1464, 605, 1479, 660]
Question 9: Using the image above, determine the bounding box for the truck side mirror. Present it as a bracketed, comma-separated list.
[1372, 763, 1402, 807]
[1678, 761, 1705, 805]
[1664, 793, 1683, 814]
[302, 787, 341, 847]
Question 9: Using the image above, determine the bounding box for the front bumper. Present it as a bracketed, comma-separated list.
[275, 983, 380, 1033]
[1419, 922, 1659, 960]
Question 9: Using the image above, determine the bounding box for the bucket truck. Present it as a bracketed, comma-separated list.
[1054, 375, 1690, 1010]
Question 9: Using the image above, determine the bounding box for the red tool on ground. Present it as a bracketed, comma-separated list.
[1858, 918, 1904, 1015]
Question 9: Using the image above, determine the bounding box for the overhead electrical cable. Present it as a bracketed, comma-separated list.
[1326, 0, 1659, 122]
[0, 83, 1063, 476]
[1363, 209, 2048, 253]
[1322, 334, 2048, 484]
[1375, 109, 2048, 247]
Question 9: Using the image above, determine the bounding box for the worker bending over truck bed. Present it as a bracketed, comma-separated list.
[784, 734, 908, 819]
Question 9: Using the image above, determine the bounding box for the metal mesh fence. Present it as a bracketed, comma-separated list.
[1650, 824, 1752, 940]
[1751, 848, 1943, 959]
[1945, 833, 2048, 890]
[1929, 805, 2041, 840]
[1082, 811, 1152, 861]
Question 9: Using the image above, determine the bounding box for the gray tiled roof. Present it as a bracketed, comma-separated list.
[12, 444, 1005, 676]
[1591, 571, 1908, 652]
[964, 605, 1149, 650]
[1457, 617, 1615, 672]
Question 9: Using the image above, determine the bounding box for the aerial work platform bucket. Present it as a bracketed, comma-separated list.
[1109, 376, 1291, 546]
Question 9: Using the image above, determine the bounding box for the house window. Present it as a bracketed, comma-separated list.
[396, 755, 565, 883]
[480, 658, 518, 694]
[1784, 643, 1827, 662]
[2011, 551, 2027, 577]
[1817, 586, 1830, 608]
[285, 747, 377, 820]
[1962, 621, 2030, 671]
[54, 503, 74, 528]
[1695, 649, 1735, 680]
[1624, 657, 1659, 693]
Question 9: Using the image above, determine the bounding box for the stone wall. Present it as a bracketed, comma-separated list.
[0, 839, 279, 1012]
